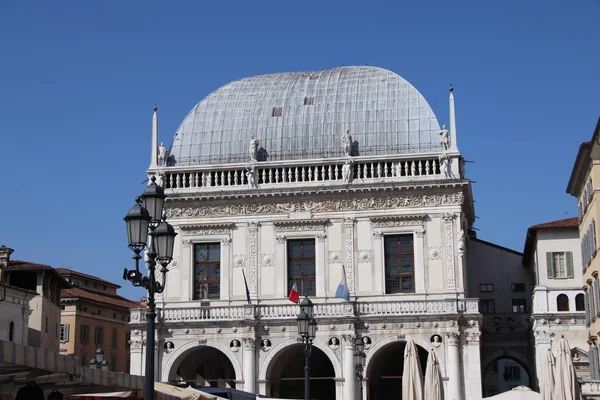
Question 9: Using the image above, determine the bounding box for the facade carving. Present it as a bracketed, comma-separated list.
[180, 224, 233, 236]
[443, 213, 456, 289]
[357, 250, 373, 263]
[428, 246, 442, 260]
[165, 193, 464, 219]
[329, 250, 342, 263]
[344, 218, 355, 294]
[445, 331, 460, 346]
[371, 215, 426, 228]
[274, 220, 328, 232]
[248, 222, 259, 296]
[261, 253, 274, 267]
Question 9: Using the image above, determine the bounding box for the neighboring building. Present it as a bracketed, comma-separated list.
[523, 218, 588, 386]
[467, 238, 533, 396]
[0, 246, 37, 345]
[129, 66, 483, 400]
[57, 268, 140, 373]
[0, 246, 69, 351]
[567, 118, 600, 398]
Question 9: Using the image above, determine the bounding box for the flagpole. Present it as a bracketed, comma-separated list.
[242, 269, 251, 304]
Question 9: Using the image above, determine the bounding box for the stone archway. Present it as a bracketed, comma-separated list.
[264, 343, 336, 400]
[366, 340, 429, 400]
[162, 340, 242, 388]
[482, 355, 531, 397]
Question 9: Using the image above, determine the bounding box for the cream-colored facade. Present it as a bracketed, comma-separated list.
[567, 118, 600, 389]
[58, 269, 140, 373]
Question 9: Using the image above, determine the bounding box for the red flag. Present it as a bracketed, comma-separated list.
[288, 282, 299, 304]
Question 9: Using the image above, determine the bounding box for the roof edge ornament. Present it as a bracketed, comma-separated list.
[448, 85, 459, 153]
[150, 106, 159, 169]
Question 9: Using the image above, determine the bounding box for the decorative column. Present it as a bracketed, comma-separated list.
[533, 327, 553, 389]
[414, 227, 426, 293]
[442, 214, 457, 291]
[221, 235, 232, 299]
[316, 233, 327, 297]
[342, 334, 356, 400]
[372, 231, 384, 294]
[243, 337, 256, 393]
[445, 331, 462, 400]
[247, 222, 259, 300]
[344, 218, 356, 295]
[463, 330, 482, 400]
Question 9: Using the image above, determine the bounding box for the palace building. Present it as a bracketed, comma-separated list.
[128, 66, 524, 399]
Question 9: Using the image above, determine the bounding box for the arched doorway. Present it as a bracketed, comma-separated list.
[482, 356, 531, 397]
[169, 346, 237, 388]
[266, 344, 335, 400]
[367, 341, 428, 400]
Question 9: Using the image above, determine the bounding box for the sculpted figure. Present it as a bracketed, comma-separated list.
[457, 229, 466, 254]
[246, 166, 257, 188]
[439, 153, 450, 178]
[329, 337, 339, 350]
[342, 130, 353, 156]
[341, 160, 353, 184]
[440, 125, 450, 151]
[230, 339, 241, 352]
[158, 142, 168, 166]
[261, 339, 271, 351]
[249, 135, 259, 161]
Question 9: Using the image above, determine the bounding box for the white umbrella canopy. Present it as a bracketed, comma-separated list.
[424, 347, 443, 400]
[554, 336, 581, 400]
[541, 349, 555, 400]
[485, 386, 541, 400]
[402, 339, 424, 400]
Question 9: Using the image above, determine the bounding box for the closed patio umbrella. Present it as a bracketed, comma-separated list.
[402, 339, 424, 400]
[541, 349, 555, 400]
[424, 347, 443, 400]
[554, 336, 581, 400]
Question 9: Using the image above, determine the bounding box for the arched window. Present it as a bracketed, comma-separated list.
[576, 293, 585, 311]
[557, 294, 570, 312]
[8, 321, 15, 342]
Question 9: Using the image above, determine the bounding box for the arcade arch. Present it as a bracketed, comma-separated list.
[482, 355, 531, 397]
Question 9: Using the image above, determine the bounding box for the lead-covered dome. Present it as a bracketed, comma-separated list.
[169, 66, 441, 166]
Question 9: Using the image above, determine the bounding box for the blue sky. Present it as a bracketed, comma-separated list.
[1, 1, 598, 300]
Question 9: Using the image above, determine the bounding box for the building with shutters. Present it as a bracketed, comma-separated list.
[58, 268, 141, 373]
[567, 118, 600, 396]
[523, 218, 588, 387]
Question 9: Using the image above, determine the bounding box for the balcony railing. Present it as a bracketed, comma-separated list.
[155, 154, 450, 192]
[581, 380, 600, 397]
[130, 298, 479, 324]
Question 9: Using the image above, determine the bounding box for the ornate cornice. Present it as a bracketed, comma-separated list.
[273, 220, 328, 232]
[371, 215, 427, 228]
[165, 192, 464, 219]
[180, 223, 234, 236]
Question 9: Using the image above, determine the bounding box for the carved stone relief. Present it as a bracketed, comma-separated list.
[180, 224, 233, 236]
[329, 251, 342, 264]
[261, 253, 274, 267]
[182, 239, 192, 247]
[232, 254, 246, 268]
[428, 246, 442, 260]
[165, 193, 464, 219]
[344, 218, 355, 294]
[357, 250, 372, 263]
[247, 223, 259, 296]
[371, 216, 426, 228]
[443, 213, 456, 289]
[274, 220, 328, 232]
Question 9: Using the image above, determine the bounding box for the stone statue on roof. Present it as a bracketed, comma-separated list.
[440, 125, 450, 151]
[249, 135, 259, 162]
[342, 130, 352, 156]
[158, 142, 168, 166]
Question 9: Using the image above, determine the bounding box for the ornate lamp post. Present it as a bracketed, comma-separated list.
[123, 176, 177, 400]
[354, 338, 366, 400]
[296, 297, 317, 400]
[89, 347, 108, 371]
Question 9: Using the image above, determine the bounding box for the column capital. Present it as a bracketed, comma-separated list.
[243, 337, 256, 350]
[341, 334, 356, 349]
[445, 331, 460, 346]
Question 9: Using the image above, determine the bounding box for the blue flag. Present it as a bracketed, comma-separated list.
[335, 265, 350, 301]
[242, 269, 251, 304]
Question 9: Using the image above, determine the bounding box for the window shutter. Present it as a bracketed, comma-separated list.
[65, 324, 70, 342]
[593, 220, 597, 254]
[566, 252, 574, 278]
[546, 252, 554, 279]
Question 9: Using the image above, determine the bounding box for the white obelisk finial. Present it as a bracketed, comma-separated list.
[449, 85, 459, 152]
[150, 105, 158, 168]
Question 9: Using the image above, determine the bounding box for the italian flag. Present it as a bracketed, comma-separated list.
[288, 281, 299, 304]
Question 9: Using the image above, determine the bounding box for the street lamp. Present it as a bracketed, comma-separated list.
[354, 338, 366, 400]
[123, 175, 177, 400]
[89, 347, 108, 371]
[296, 297, 317, 400]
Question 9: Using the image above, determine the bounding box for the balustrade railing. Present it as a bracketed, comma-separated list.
[130, 298, 479, 324]
[581, 381, 600, 396]
[160, 156, 443, 190]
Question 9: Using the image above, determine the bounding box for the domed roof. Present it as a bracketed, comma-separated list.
[169, 66, 441, 166]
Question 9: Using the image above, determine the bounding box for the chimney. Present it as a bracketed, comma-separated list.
[0, 246, 14, 283]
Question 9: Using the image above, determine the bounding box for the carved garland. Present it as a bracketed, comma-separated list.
[180, 224, 233, 236]
[443, 213, 456, 289]
[371, 215, 427, 228]
[165, 193, 464, 218]
[344, 218, 355, 294]
[274, 220, 328, 232]
[248, 222, 259, 296]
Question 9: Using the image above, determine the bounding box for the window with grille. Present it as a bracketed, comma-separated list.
[512, 299, 527, 313]
[480, 284, 494, 292]
[480, 299, 495, 314]
[194, 243, 221, 300]
[557, 294, 570, 311]
[60, 324, 70, 342]
[95, 327, 104, 346]
[576, 293, 585, 311]
[287, 239, 316, 297]
[384, 235, 415, 294]
[80, 324, 89, 344]
[547, 252, 574, 279]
